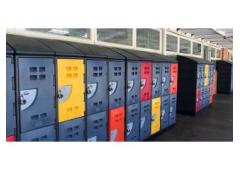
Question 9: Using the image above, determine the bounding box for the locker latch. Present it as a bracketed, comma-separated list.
[110, 129, 118, 141]
[20, 89, 37, 111]
[88, 136, 97, 142]
[161, 110, 165, 119]
[127, 80, 134, 92]
[109, 81, 117, 95]
[58, 85, 71, 103]
[126, 122, 133, 136]
[140, 117, 146, 129]
[87, 83, 97, 99]
[152, 78, 157, 88]
[162, 77, 166, 86]
[140, 79, 146, 89]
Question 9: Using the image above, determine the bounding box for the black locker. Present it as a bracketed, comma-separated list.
[7, 35, 57, 139]
[126, 103, 140, 141]
[6, 44, 15, 137]
[59, 117, 85, 141]
[108, 61, 125, 109]
[152, 63, 162, 98]
[140, 100, 151, 141]
[87, 111, 107, 141]
[20, 125, 56, 141]
[169, 94, 177, 126]
[161, 63, 170, 96]
[86, 59, 108, 115]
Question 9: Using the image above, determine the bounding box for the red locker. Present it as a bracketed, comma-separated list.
[196, 88, 201, 103]
[209, 95, 214, 104]
[6, 135, 15, 142]
[195, 102, 200, 112]
[170, 64, 178, 94]
[140, 62, 152, 101]
[210, 84, 214, 96]
[108, 106, 125, 141]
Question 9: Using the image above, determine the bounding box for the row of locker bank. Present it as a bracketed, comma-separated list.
[6, 35, 231, 142]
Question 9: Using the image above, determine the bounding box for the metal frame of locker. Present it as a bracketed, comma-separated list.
[6, 43, 16, 141]
[7, 34, 57, 141]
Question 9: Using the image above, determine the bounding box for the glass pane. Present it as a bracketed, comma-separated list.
[217, 49, 221, 58]
[27, 28, 91, 39]
[211, 48, 216, 58]
[192, 42, 201, 55]
[97, 29, 132, 45]
[137, 29, 160, 50]
[166, 34, 178, 52]
[180, 38, 191, 54]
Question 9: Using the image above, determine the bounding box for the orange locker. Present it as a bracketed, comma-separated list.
[170, 64, 178, 94]
[108, 106, 125, 141]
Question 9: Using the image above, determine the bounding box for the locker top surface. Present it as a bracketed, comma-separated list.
[66, 42, 125, 60]
[176, 55, 214, 64]
[6, 43, 14, 54]
[111, 48, 140, 60]
[38, 38, 85, 57]
[6, 34, 55, 56]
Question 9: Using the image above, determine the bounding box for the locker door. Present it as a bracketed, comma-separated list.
[140, 100, 151, 141]
[126, 103, 140, 141]
[151, 97, 161, 135]
[161, 63, 170, 96]
[140, 62, 152, 101]
[109, 106, 125, 141]
[197, 79, 201, 88]
[170, 64, 178, 94]
[57, 59, 85, 122]
[205, 64, 209, 78]
[59, 117, 85, 141]
[152, 63, 161, 98]
[195, 102, 200, 112]
[87, 111, 107, 141]
[109, 61, 125, 109]
[169, 94, 177, 126]
[86, 60, 108, 115]
[161, 95, 169, 130]
[6, 57, 15, 137]
[197, 65, 202, 79]
[196, 88, 201, 103]
[18, 58, 56, 133]
[201, 64, 205, 78]
[20, 125, 56, 141]
[126, 62, 140, 105]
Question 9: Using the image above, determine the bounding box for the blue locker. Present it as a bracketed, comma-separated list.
[140, 100, 151, 141]
[59, 117, 85, 141]
[197, 79, 201, 88]
[198, 64, 205, 78]
[126, 103, 140, 141]
[87, 111, 107, 141]
[87, 59, 108, 115]
[169, 94, 177, 126]
[161, 63, 170, 96]
[20, 125, 56, 141]
[18, 58, 56, 133]
[109, 61, 125, 109]
[6, 56, 15, 137]
[152, 63, 162, 98]
[161, 95, 169, 130]
[126, 61, 140, 105]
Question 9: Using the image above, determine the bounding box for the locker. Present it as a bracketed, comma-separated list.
[86, 59, 108, 115]
[197, 65, 202, 78]
[151, 97, 161, 135]
[57, 59, 85, 122]
[59, 117, 85, 141]
[126, 103, 140, 141]
[152, 63, 162, 98]
[140, 100, 151, 140]
[204, 77, 209, 86]
[170, 64, 178, 94]
[20, 125, 56, 141]
[109, 61, 125, 109]
[140, 62, 152, 101]
[205, 64, 209, 78]
[18, 58, 56, 133]
[87, 111, 107, 141]
[209, 95, 214, 104]
[6, 135, 16, 142]
[126, 62, 140, 105]
[196, 88, 201, 103]
[169, 94, 177, 126]
[210, 84, 214, 96]
[161, 63, 170, 96]
[197, 78, 201, 88]
[108, 106, 125, 141]
[161, 95, 169, 130]
[195, 102, 200, 112]
[6, 56, 15, 137]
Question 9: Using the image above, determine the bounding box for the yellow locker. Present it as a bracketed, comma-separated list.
[205, 64, 209, 78]
[151, 97, 161, 135]
[57, 59, 85, 122]
[204, 77, 209, 86]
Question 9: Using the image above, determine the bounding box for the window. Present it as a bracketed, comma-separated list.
[136, 29, 160, 50]
[166, 34, 178, 52]
[27, 28, 91, 39]
[204, 46, 209, 60]
[211, 48, 216, 58]
[180, 38, 191, 54]
[97, 29, 132, 45]
[192, 42, 202, 55]
[217, 49, 221, 58]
